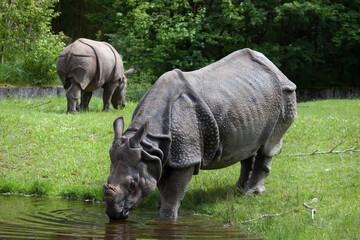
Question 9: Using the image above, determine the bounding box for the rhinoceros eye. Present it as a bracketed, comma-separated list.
[129, 180, 137, 191]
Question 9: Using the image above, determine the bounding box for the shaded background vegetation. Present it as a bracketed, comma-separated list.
[1, 0, 360, 90]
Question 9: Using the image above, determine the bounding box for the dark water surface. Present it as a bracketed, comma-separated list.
[0, 195, 255, 239]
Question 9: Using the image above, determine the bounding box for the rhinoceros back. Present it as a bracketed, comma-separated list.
[56, 38, 122, 91]
[56, 39, 96, 90]
[182, 49, 292, 169]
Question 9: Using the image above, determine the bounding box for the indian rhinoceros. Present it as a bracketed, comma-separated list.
[103, 48, 297, 219]
[56, 38, 136, 113]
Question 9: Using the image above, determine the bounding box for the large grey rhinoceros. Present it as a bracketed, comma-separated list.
[103, 48, 297, 219]
[56, 38, 136, 113]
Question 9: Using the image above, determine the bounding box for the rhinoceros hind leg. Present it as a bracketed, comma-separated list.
[80, 91, 92, 111]
[236, 155, 255, 191]
[66, 82, 81, 114]
[157, 165, 195, 219]
[242, 152, 271, 195]
[102, 106, 114, 112]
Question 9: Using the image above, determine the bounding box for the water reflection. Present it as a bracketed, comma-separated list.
[0, 194, 256, 239]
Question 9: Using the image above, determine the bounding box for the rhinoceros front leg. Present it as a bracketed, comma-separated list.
[80, 91, 92, 111]
[157, 165, 195, 219]
[102, 82, 118, 112]
[66, 82, 81, 114]
[242, 152, 272, 195]
[236, 155, 255, 190]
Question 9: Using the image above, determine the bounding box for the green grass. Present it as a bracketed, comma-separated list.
[0, 97, 136, 199]
[0, 98, 359, 239]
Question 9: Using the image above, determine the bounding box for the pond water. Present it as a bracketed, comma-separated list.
[0, 195, 257, 239]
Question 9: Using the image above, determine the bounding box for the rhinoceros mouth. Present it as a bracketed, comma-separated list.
[106, 208, 131, 220]
[106, 202, 136, 220]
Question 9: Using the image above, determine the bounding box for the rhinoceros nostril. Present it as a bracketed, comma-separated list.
[103, 184, 118, 199]
[103, 184, 117, 192]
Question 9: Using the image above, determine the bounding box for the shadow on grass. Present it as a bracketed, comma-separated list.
[182, 184, 240, 210]
[138, 184, 241, 214]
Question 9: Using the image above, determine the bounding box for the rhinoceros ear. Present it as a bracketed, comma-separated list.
[124, 66, 136, 77]
[113, 116, 124, 141]
[141, 150, 162, 182]
[129, 118, 149, 148]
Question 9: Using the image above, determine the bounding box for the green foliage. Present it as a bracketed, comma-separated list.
[270, 1, 360, 87]
[100, 0, 360, 87]
[108, 0, 207, 83]
[0, 62, 30, 85]
[0, 0, 65, 86]
[2, 0, 359, 87]
[126, 81, 152, 102]
[52, 0, 114, 41]
[22, 32, 65, 85]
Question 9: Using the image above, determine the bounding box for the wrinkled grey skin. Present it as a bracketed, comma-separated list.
[56, 38, 135, 113]
[103, 48, 297, 220]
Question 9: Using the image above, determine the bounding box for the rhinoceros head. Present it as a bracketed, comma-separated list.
[111, 66, 136, 109]
[104, 116, 161, 220]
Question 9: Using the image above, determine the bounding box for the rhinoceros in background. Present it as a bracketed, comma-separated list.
[56, 38, 136, 113]
[103, 48, 297, 219]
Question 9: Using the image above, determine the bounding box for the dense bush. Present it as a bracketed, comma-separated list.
[54, 0, 359, 88]
[0, 0, 65, 86]
[2, 0, 360, 89]
[126, 81, 152, 102]
[105, 0, 360, 88]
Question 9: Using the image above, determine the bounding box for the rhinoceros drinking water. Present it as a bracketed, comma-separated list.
[103, 48, 297, 219]
[56, 38, 136, 113]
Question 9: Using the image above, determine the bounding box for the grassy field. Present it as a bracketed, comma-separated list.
[0, 97, 359, 239]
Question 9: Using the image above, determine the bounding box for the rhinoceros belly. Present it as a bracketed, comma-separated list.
[201, 145, 258, 169]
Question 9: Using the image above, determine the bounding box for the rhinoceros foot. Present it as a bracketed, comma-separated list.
[159, 209, 178, 219]
[236, 177, 250, 191]
[102, 107, 114, 112]
[67, 109, 79, 115]
[242, 185, 266, 195]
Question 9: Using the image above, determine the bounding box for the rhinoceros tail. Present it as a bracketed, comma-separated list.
[56, 50, 73, 89]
